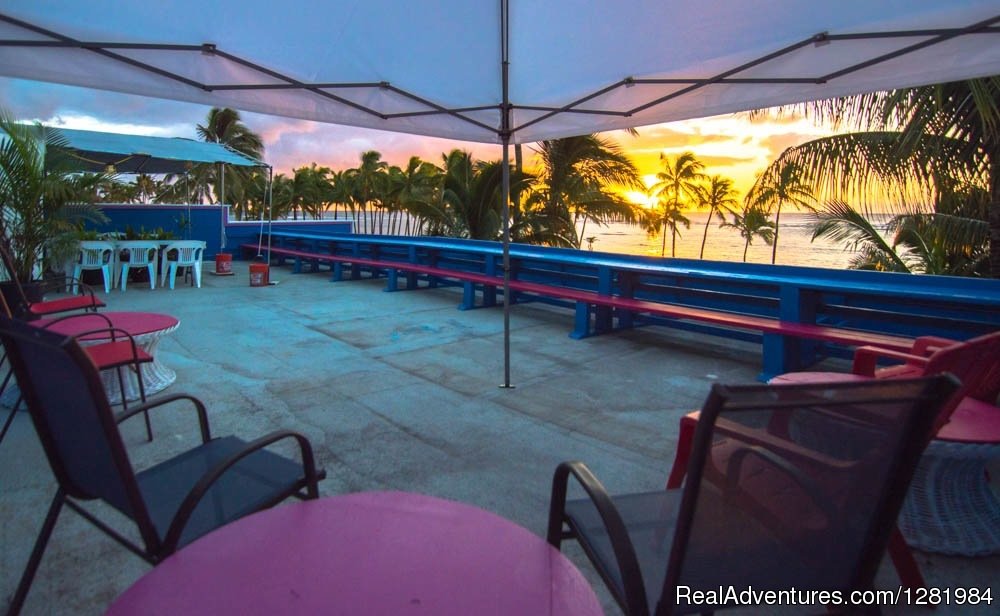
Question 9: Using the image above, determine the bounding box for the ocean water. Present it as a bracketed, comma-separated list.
[580, 212, 858, 269]
[332, 211, 861, 270]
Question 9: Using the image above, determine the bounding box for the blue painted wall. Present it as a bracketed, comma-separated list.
[225, 220, 353, 258]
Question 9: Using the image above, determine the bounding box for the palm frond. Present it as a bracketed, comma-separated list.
[809, 200, 909, 271]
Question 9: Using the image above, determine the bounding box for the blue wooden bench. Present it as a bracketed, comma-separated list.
[244, 241, 916, 379]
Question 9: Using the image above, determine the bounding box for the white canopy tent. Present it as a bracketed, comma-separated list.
[2, 0, 998, 384]
[1, 1, 998, 143]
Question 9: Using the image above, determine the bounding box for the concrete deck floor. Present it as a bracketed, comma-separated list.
[1, 263, 997, 615]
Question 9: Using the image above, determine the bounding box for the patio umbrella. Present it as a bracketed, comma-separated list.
[2, 0, 998, 386]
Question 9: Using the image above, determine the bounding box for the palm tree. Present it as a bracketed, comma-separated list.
[387, 156, 441, 235]
[192, 107, 264, 217]
[722, 204, 776, 262]
[347, 150, 389, 233]
[291, 164, 333, 220]
[650, 152, 705, 257]
[696, 175, 739, 259]
[531, 135, 644, 248]
[197, 107, 264, 158]
[746, 160, 815, 264]
[133, 174, 161, 204]
[894, 212, 989, 276]
[440, 150, 505, 240]
[327, 169, 355, 220]
[811, 200, 988, 275]
[92, 175, 137, 203]
[267, 173, 295, 221]
[644, 195, 691, 257]
[809, 200, 908, 272]
[761, 78, 1000, 276]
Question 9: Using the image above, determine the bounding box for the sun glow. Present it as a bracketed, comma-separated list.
[609, 111, 834, 205]
[624, 189, 657, 209]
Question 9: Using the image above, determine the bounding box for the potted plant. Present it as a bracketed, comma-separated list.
[0, 108, 107, 309]
[117, 226, 175, 284]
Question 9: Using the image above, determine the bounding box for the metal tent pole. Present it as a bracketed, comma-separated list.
[218, 162, 225, 245]
[499, 0, 513, 389]
[266, 165, 273, 273]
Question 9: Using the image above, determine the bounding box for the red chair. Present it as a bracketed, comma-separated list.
[665, 330, 1000, 589]
[39, 313, 154, 440]
[774, 333, 1000, 410]
[0, 313, 154, 446]
[0, 244, 105, 319]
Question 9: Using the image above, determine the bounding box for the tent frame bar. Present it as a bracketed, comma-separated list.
[0, 13, 206, 91]
[2, 11, 998, 140]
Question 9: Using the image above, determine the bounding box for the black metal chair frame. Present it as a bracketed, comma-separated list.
[0, 251, 106, 444]
[1, 317, 326, 615]
[40, 312, 154, 438]
[1, 312, 153, 446]
[547, 377, 959, 616]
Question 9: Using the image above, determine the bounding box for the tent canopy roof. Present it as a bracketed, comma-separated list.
[0, 1, 997, 145]
[45, 126, 263, 174]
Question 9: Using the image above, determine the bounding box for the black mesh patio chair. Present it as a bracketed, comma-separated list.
[0, 301, 153, 446]
[547, 377, 958, 616]
[0, 316, 326, 615]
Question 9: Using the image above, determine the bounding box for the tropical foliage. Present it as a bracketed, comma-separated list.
[811, 200, 988, 275]
[0, 109, 107, 281]
[696, 176, 739, 259]
[648, 152, 705, 257]
[745, 160, 815, 264]
[721, 203, 775, 262]
[525, 135, 644, 248]
[644, 195, 690, 258]
[190, 107, 265, 217]
[759, 77, 1000, 277]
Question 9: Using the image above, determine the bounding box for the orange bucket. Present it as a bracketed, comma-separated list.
[249, 262, 269, 287]
[215, 253, 233, 274]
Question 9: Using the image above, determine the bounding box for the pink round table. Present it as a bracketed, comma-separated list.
[106, 491, 603, 616]
[33, 311, 180, 403]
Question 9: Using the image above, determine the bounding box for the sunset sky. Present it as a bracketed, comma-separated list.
[1, 76, 834, 208]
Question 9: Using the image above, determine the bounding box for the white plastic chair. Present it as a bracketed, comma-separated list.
[116, 240, 160, 292]
[160, 240, 206, 289]
[72, 241, 115, 293]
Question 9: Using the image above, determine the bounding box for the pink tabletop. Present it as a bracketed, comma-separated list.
[106, 491, 602, 616]
[768, 372, 866, 385]
[32, 311, 179, 340]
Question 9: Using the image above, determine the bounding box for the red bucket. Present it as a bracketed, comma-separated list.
[215, 253, 233, 275]
[249, 262, 269, 287]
